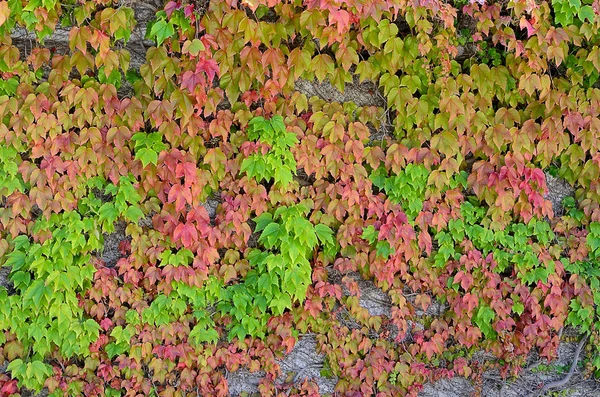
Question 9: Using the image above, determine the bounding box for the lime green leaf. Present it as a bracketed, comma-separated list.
[135, 148, 159, 167]
[182, 38, 205, 56]
[149, 19, 175, 46]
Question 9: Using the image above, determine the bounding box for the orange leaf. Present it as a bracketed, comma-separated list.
[0, 1, 9, 27]
[415, 294, 431, 311]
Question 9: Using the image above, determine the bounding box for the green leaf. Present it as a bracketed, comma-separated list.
[5, 250, 27, 271]
[287, 240, 301, 263]
[474, 305, 496, 339]
[190, 323, 218, 345]
[27, 361, 51, 387]
[254, 212, 273, 232]
[258, 223, 281, 247]
[578, 5, 595, 21]
[265, 254, 284, 272]
[136, 148, 159, 167]
[105, 342, 127, 359]
[587, 222, 600, 253]
[83, 319, 100, 337]
[7, 359, 25, 378]
[125, 206, 144, 222]
[562, 196, 576, 209]
[98, 202, 119, 223]
[183, 38, 205, 56]
[228, 323, 247, 341]
[23, 279, 46, 307]
[376, 240, 395, 259]
[149, 19, 175, 46]
[270, 293, 292, 316]
[362, 225, 378, 244]
[315, 224, 334, 246]
[269, 115, 285, 131]
[274, 166, 294, 187]
[311, 54, 335, 82]
[512, 301, 525, 315]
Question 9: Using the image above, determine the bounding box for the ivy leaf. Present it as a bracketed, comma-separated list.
[270, 115, 286, 133]
[512, 301, 525, 315]
[258, 223, 281, 247]
[6, 359, 25, 378]
[228, 324, 248, 341]
[361, 225, 378, 245]
[173, 223, 198, 248]
[274, 166, 294, 187]
[0, 1, 10, 27]
[149, 19, 175, 46]
[26, 361, 51, 387]
[125, 206, 144, 222]
[431, 131, 459, 157]
[182, 38, 205, 56]
[254, 212, 273, 232]
[474, 305, 496, 339]
[587, 222, 600, 254]
[23, 279, 46, 307]
[99, 203, 119, 224]
[270, 294, 292, 316]
[311, 54, 335, 82]
[190, 324, 218, 345]
[578, 5, 595, 22]
[105, 342, 127, 359]
[135, 148, 158, 167]
[376, 241, 395, 259]
[5, 250, 26, 272]
[315, 224, 334, 246]
[287, 240, 301, 263]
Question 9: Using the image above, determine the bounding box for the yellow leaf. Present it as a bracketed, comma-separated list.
[431, 130, 459, 158]
[311, 54, 335, 82]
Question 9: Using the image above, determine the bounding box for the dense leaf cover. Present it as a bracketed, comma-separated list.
[1, 0, 600, 396]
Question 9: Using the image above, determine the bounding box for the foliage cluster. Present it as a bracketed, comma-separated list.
[1, 0, 600, 396]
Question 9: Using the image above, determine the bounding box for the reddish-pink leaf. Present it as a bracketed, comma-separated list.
[168, 184, 193, 212]
[174, 222, 198, 248]
[329, 9, 350, 34]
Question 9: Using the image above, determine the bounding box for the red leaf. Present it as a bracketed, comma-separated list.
[304, 297, 322, 318]
[164, 1, 179, 17]
[454, 271, 473, 291]
[181, 70, 206, 93]
[544, 293, 565, 312]
[282, 336, 296, 354]
[418, 230, 432, 255]
[176, 162, 197, 186]
[168, 184, 193, 212]
[519, 16, 536, 38]
[100, 318, 113, 331]
[421, 334, 444, 359]
[462, 293, 478, 314]
[196, 57, 219, 82]
[187, 206, 211, 225]
[173, 222, 198, 248]
[1, 380, 18, 396]
[329, 9, 350, 34]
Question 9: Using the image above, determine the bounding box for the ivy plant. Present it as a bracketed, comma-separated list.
[240, 115, 299, 188]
